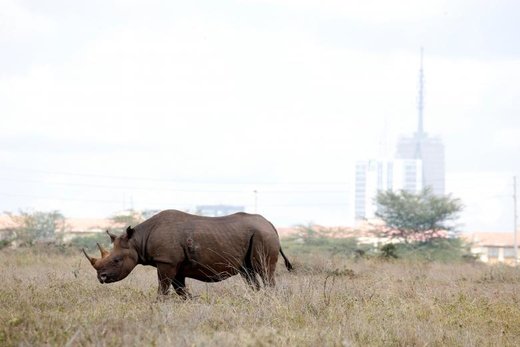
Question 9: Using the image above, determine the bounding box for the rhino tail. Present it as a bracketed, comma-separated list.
[267, 220, 294, 272]
[279, 247, 293, 272]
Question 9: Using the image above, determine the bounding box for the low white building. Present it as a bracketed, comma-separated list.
[465, 232, 519, 265]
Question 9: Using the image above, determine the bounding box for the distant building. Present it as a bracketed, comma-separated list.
[464, 232, 519, 265]
[396, 134, 445, 196]
[196, 204, 244, 217]
[354, 159, 422, 220]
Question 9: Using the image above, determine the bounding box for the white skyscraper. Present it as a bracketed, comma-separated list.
[355, 159, 423, 220]
[395, 134, 445, 196]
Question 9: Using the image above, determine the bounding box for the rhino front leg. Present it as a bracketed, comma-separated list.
[157, 264, 175, 295]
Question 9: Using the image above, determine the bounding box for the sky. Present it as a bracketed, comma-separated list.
[1, 0, 519, 232]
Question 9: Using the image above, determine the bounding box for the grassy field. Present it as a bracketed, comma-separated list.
[1, 247, 520, 346]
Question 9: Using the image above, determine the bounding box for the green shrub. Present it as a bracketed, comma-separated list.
[68, 233, 112, 252]
[380, 244, 398, 259]
[0, 239, 12, 250]
[378, 238, 473, 262]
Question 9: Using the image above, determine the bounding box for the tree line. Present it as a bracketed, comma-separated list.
[2, 188, 467, 260]
[0, 209, 146, 249]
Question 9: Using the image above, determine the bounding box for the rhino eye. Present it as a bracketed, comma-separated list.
[114, 257, 123, 263]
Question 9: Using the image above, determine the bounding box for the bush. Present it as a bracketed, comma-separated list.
[378, 238, 474, 262]
[380, 244, 398, 259]
[6, 210, 65, 246]
[283, 235, 369, 257]
[0, 239, 12, 250]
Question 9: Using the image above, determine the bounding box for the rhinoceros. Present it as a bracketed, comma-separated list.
[83, 210, 293, 297]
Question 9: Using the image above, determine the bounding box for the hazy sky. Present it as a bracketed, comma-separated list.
[1, 0, 519, 231]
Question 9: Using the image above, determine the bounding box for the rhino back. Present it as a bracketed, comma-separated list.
[135, 210, 279, 269]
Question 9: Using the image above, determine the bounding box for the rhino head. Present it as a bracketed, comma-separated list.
[82, 227, 139, 284]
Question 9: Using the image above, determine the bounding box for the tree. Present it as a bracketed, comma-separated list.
[375, 188, 463, 244]
[109, 209, 144, 232]
[9, 210, 66, 246]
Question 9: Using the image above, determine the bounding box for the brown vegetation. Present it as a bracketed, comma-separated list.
[1, 248, 520, 346]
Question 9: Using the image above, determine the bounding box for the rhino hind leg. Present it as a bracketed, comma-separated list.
[257, 261, 276, 287]
[239, 267, 261, 290]
[240, 234, 261, 290]
[250, 235, 278, 288]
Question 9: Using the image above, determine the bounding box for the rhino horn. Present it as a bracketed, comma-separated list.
[82, 248, 97, 266]
[106, 230, 116, 243]
[97, 243, 109, 258]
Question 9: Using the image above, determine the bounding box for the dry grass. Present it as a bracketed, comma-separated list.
[1, 248, 520, 346]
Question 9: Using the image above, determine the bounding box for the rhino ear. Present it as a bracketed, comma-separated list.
[126, 226, 135, 239]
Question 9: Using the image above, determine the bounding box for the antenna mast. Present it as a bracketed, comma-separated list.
[414, 47, 425, 160]
[417, 47, 424, 138]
